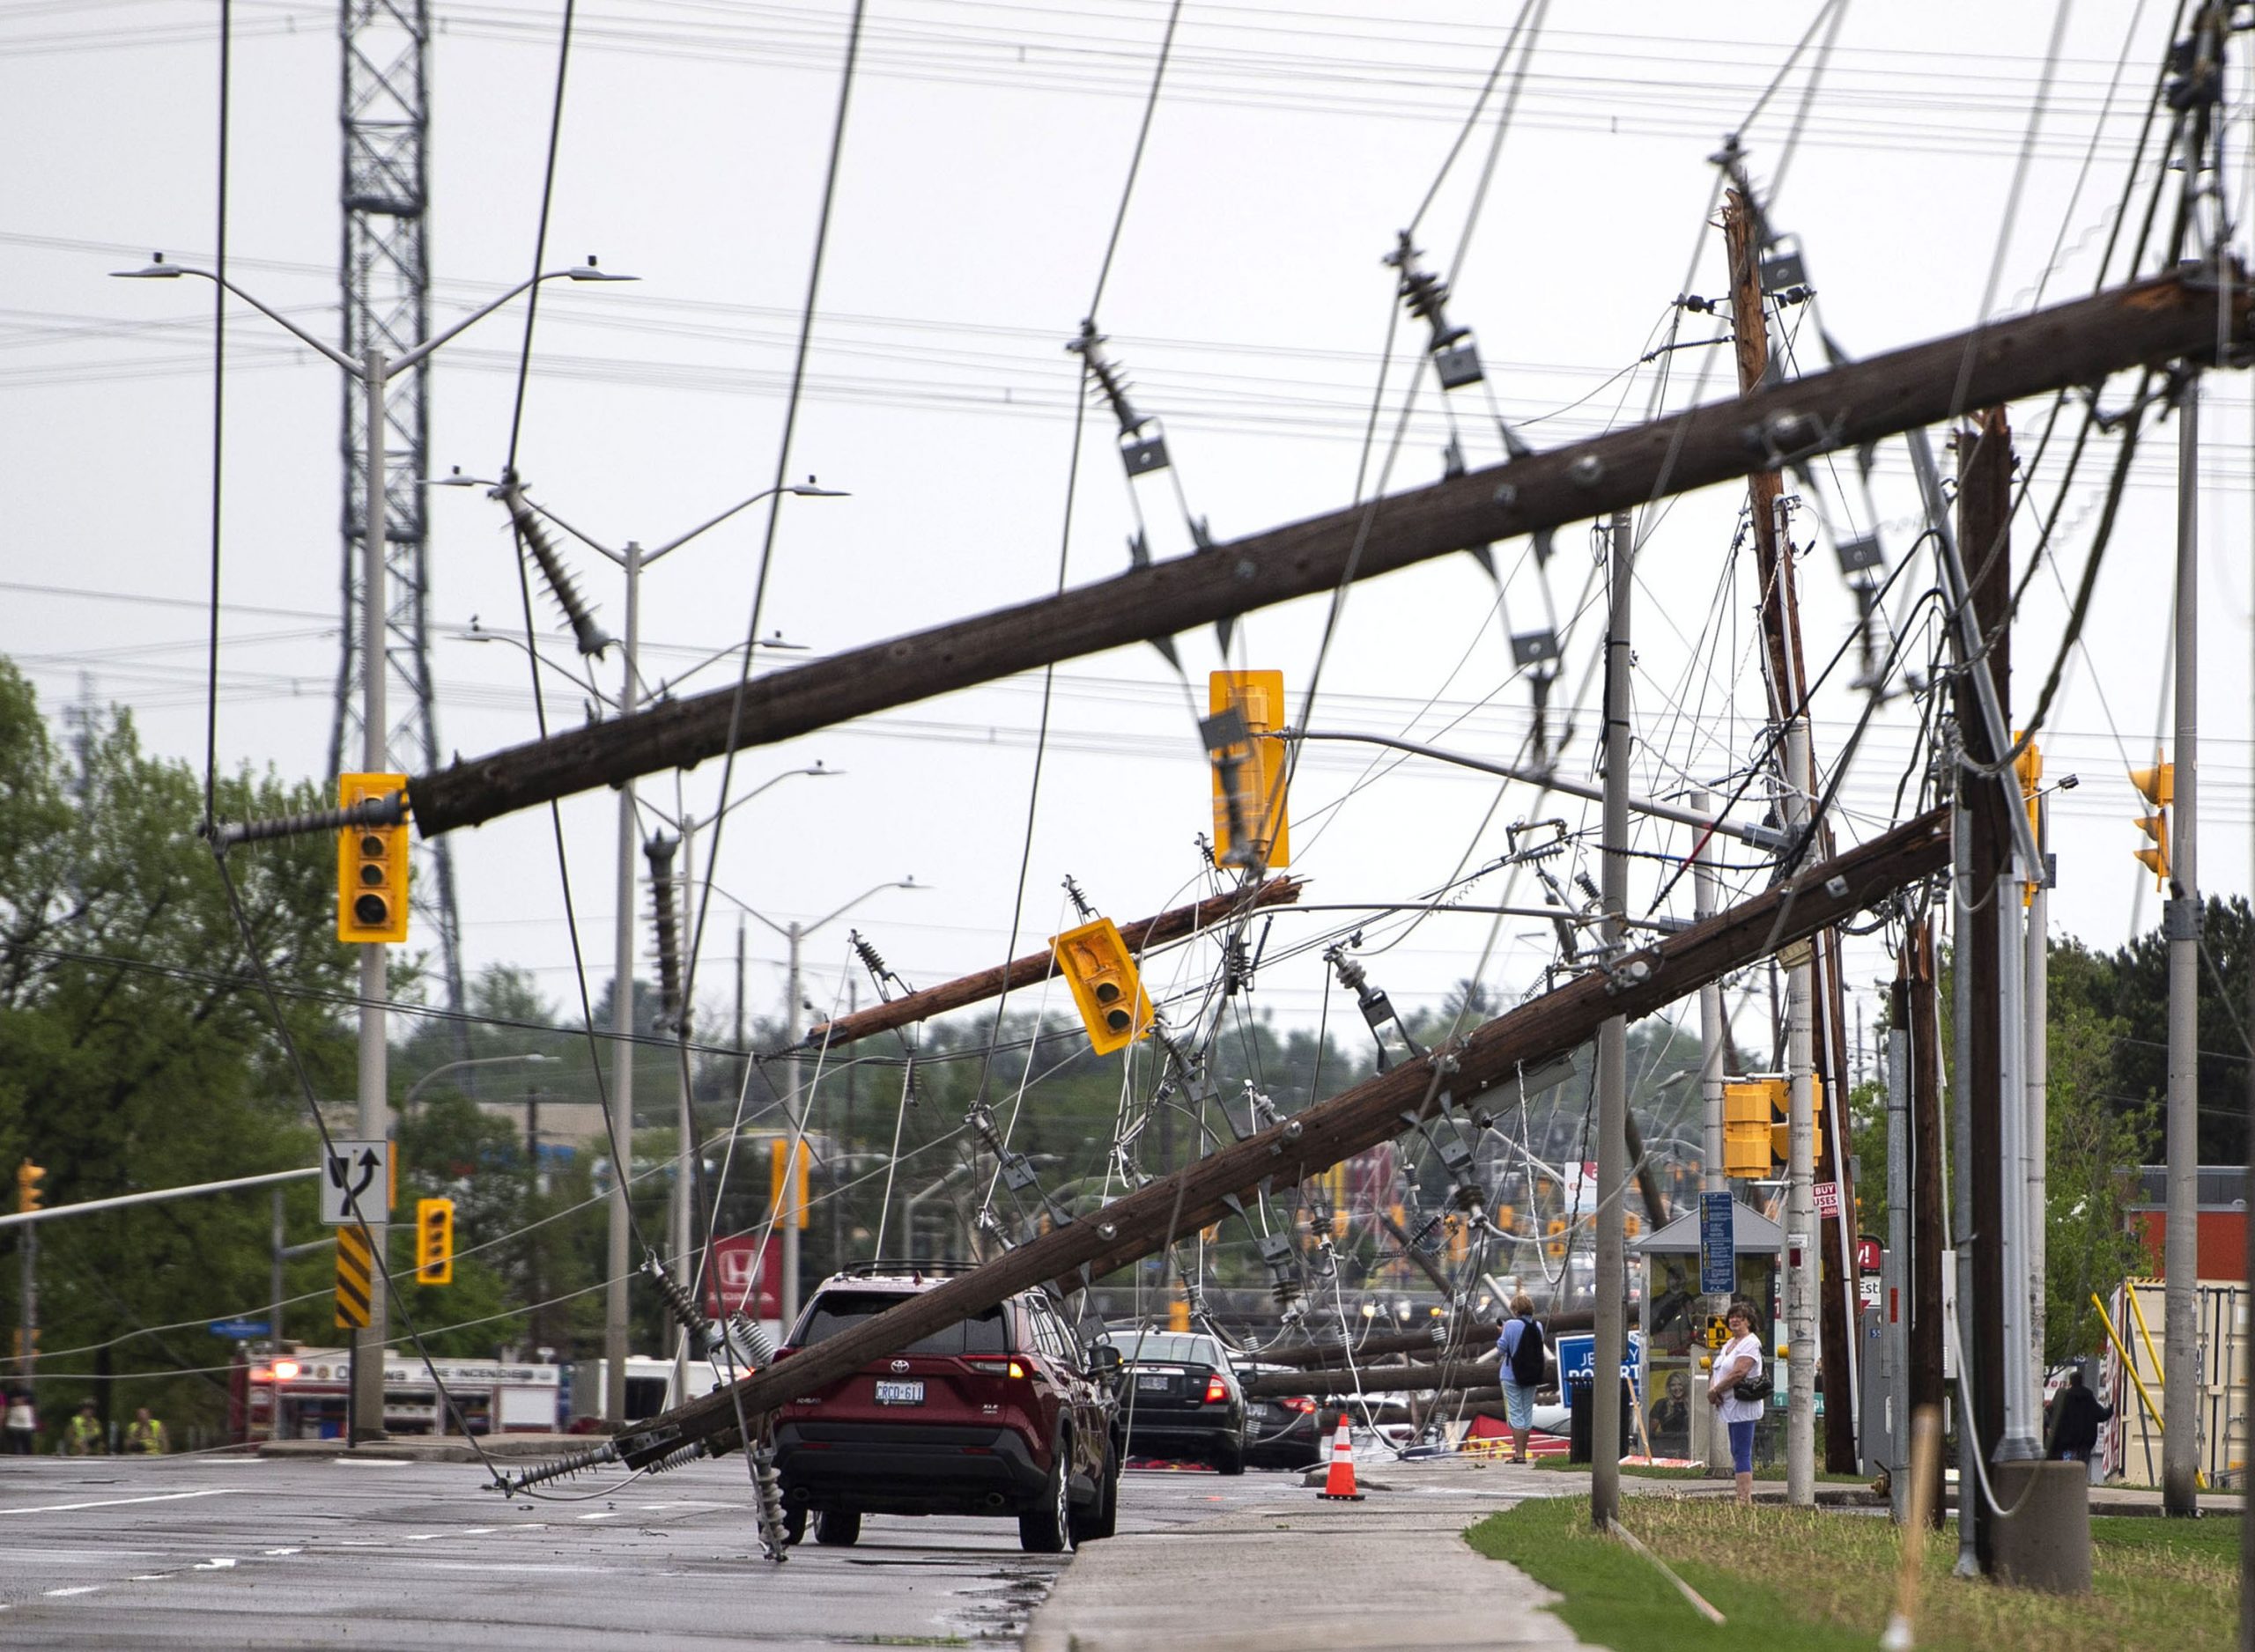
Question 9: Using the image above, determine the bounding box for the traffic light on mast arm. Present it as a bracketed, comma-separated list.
[1051, 917, 1154, 1057]
[336, 772, 410, 943]
[2131, 760, 2173, 890]
[15, 1159, 45, 1213]
[414, 1197, 454, 1285]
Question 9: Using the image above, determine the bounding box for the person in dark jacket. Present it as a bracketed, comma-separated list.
[2045, 1366, 2111, 1463]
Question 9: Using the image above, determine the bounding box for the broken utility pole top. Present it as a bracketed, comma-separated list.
[603, 806, 1950, 1472]
[800, 875, 1303, 1051]
[409, 268, 2246, 838]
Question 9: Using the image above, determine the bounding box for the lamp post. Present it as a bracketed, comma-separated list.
[115, 251, 634, 1443]
[734, 879, 924, 1328]
[435, 476, 845, 1426]
[401, 1051, 556, 1112]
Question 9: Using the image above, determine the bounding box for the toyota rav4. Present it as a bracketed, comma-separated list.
[772, 1266, 1121, 1553]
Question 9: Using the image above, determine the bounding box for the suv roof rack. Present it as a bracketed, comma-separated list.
[832, 1259, 984, 1280]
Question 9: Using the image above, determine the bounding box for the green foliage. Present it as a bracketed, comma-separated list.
[0, 660, 355, 1436]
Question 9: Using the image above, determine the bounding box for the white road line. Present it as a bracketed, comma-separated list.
[43, 1586, 101, 1597]
[129, 1574, 176, 1582]
[190, 1557, 236, 1571]
[403, 1533, 443, 1542]
[575, 1510, 622, 1521]
[0, 1489, 247, 1516]
[457, 1528, 498, 1536]
[261, 1547, 301, 1556]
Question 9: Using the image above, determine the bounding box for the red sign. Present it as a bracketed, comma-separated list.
[1855, 1235, 1883, 1274]
[702, 1234, 781, 1322]
[1814, 1180, 1840, 1218]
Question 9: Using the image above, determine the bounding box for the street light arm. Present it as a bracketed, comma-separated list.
[807, 879, 923, 938]
[643, 484, 805, 564]
[115, 263, 360, 372]
[402, 1051, 554, 1108]
[392, 268, 603, 374]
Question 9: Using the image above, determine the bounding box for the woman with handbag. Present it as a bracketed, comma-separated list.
[1705, 1300, 1767, 1504]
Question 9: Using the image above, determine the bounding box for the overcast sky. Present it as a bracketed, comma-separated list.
[6, 0, 2249, 1073]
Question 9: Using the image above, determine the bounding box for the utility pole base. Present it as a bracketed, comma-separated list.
[1989, 1461, 2091, 1595]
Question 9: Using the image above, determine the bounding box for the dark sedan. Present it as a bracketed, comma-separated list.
[1237, 1362, 1326, 1469]
[1105, 1330, 1247, 1474]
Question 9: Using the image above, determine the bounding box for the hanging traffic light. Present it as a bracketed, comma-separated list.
[336, 772, 410, 943]
[770, 1138, 810, 1231]
[1722, 1080, 1778, 1178]
[413, 1197, 454, 1285]
[1051, 916, 1154, 1057]
[1206, 670, 1290, 870]
[2131, 759, 2173, 890]
[15, 1159, 45, 1213]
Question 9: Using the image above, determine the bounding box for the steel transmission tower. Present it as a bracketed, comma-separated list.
[333, 0, 469, 1043]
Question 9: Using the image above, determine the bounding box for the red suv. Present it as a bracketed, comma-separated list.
[772, 1266, 1121, 1553]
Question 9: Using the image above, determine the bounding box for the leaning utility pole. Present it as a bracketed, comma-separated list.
[604, 542, 645, 1430]
[2163, 372, 2202, 1516]
[1905, 920, 1948, 1529]
[573, 812, 1953, 1479]
[1591, 512, 1632, 1529]
[1723, 188, 1859, 1475]
[335, 0, 467, 1045]
[403, 269, 2251, 841]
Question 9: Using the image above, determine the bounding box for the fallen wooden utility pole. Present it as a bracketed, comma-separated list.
[410, 269, 2246, 838]
[800, 876, 1303, 1050]
[603, 808, 1949, 1471]
[1244, 1360, 1497, 1399]
[1252, 1308, 1595, 1369]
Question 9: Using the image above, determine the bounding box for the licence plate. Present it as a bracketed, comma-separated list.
[1137, 1374, 1172, 1391]
[875, 1379, 925, 1405]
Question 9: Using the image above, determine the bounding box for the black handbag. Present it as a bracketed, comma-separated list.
[1732, 1371, 1772, 1403]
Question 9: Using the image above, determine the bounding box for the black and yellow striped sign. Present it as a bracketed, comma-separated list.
[335, 1225, 373, 1330]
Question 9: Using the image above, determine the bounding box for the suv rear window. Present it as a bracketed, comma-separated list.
[1113, 1331, 1225, 1366]
[798, 1290, 1011, 1355]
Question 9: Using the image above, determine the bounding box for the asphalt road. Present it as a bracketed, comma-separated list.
[0, 1451, 1315, 1648]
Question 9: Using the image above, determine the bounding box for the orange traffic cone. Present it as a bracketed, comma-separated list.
[1317, 1415, 1364, 1501]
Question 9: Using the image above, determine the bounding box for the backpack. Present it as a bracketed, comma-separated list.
[1508, 1316, 1547, 1386]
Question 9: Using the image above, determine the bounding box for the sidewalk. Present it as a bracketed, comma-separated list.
[1023, 1457, 1598, 1652]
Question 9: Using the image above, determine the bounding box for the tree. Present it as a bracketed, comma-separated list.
[0, 660, 356, 1436]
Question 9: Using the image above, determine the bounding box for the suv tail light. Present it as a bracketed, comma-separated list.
[964, 1357, 1027, 1380]
[1203, 1373, 1228, 1405]
[1283, 1395, 1315, 1414]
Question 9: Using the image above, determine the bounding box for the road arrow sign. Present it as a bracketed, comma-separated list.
[318, 1139, 389, 1225]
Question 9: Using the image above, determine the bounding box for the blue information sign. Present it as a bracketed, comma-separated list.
[1699, 1191, 1736, 1294]
[1553, 1331, 1642, 1396]
[207, 1318, 270, 1340]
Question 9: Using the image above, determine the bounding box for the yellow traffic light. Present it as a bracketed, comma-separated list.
[1723, 1080, 1777, 1177]
[414, 1197, 454, 1285]
[1051, 917, 1154, 1057]
[2131, 759, 2173, 891]
[1544, 1216, 1567, 1260]
[770, 1138, 810, 1231]
[336, 773, 410, 943]
[1208, 670, 1291, 870]
[15, 1160, 45, 1213]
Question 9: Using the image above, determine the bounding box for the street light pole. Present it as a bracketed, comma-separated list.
[114, 252, 634, 1444]
[605, 539, 642, 1429]
[354, 343, 390, 1442]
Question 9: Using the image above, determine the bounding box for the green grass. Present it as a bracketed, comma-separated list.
[1466, 1497, 2238, 1652]
[1528, 1456, 1867, 1484]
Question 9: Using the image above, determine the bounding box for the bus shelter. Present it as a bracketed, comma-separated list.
[1633, 1199, 1781, 1464]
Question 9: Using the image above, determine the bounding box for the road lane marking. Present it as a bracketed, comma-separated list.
[0, 1489, 247, 1516]
[191, 1558, 237, 1571]
[43, 1586, 102, 1597]
[261, 1547, 301, 1556]
[575, 1510, 622, 1521]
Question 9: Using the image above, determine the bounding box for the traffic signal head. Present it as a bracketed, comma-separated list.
[1051, 917, 1154, 1057]
[1207, 671, 1291, 870]
[1722, 1080, 1778, 1177]
[413, 1196, 454, 1285]
[15, 1159, 45, 1213]
[770, 1138, 810, 1230]
[2130, 762, 2174, 809]
[336, 773, 410, 943]
[2134, 813, 2170, 889]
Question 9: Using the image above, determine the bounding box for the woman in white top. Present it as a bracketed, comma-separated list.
[1705, 1301, 1765, 1505]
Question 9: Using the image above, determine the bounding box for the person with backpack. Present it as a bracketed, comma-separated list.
[1496, 1293, 1548, 1464]
[1706, 1299, 1766, 1503]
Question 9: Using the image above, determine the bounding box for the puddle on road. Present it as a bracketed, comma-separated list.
[935, 1561, 1057, 1644]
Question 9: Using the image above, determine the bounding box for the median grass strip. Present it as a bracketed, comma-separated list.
[1465, 1496, 2237, 1652]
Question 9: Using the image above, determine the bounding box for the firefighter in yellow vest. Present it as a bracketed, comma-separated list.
[124, 1406, 168, 1455]
[63, 1399, 105, 1456]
